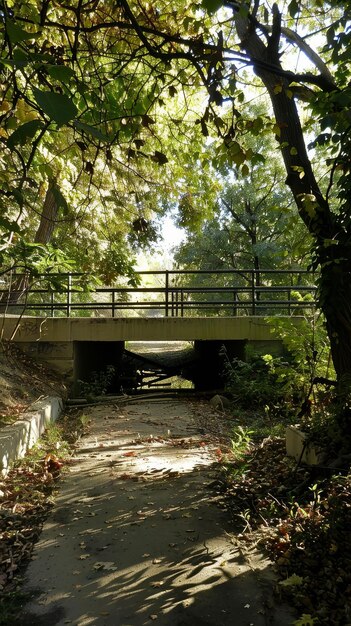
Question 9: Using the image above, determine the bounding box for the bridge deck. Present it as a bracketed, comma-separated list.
[1, 315, 301, 343]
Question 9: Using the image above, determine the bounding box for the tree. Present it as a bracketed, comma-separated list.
[110, 0, 351, 401]
[174, 129, 311, 275]
[0, 0, 218, 282]
[2, 1, 351, 405]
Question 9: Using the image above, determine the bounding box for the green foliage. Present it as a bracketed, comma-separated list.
[2, 0, 351, 400]
[76, 365, 116, 399]
[230, 425, 253, 460]
[22, 422, 71, 466]
[222, 425, 254, 478]
[223, 351, 303, 417]
[32, 88, 78, 126]
[202, 0, 223, 13]
[293, 615, 318, 626]
[267, 314, 334, 388]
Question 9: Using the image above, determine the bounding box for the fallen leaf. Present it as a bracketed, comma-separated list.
[93, 561, 118, 571]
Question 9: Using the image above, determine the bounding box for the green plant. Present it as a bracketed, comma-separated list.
[293, 613, 318, 626]
[223, 352, 302, 418]
[76, 365, 116, 398]
[267, 313, 334, 391]
[222, 426, 253, 478]
[23, 422, 71, 466]
[0, 590, 32, 626]
[230, 425, 253, 460]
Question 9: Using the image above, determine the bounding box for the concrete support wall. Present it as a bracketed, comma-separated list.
[19, 341, 74, 377]
[0, 397, 63, 476]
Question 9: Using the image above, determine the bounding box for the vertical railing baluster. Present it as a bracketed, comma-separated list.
[67, 273, 72, 317]
[233, 290, 237, 317]
[112, 289, 115, 318]
[251, 270, 255, 315]
[165, 270, 169, 317]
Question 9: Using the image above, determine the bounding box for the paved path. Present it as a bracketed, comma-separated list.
[18, 398, 294, 626]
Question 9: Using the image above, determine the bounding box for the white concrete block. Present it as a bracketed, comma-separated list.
[286, 424, 325, 465]
[0, 396, 63, 476]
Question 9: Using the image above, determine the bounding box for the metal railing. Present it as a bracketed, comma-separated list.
[0, 269, 317, 318]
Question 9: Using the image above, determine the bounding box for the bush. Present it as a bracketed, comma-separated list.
[223, 352, 303, 417]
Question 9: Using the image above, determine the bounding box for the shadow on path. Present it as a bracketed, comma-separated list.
[17, 399, 295, 626]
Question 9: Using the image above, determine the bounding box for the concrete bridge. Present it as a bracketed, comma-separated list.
[0, 316, 301, 386]
[0, 269, 316, 391]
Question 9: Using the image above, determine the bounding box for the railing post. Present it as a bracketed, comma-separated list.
[288, 288, 291, 315]
[112, 289, 115, 318]
[165, 270, 169, 317]
[232, 290, 238, 317]
[251, 270, 256, 315]
[67, 273, 72, 317]
[51, 292, 54, 318]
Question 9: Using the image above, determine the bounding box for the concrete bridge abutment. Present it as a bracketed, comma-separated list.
[1, 315, 294, 392]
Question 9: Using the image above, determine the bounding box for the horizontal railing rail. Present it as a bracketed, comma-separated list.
[0, 269, 318, 318]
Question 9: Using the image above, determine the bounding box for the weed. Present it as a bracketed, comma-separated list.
[230, 425, 253, 460]
[0, 590, 32, 626]
[223, 352, 302, 418]
[76, 365, 116, 399]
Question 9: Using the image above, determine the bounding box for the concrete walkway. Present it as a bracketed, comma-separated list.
[18, 398, 294, 626]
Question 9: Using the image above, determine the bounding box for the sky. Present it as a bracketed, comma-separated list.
[135, 215, 186, 270]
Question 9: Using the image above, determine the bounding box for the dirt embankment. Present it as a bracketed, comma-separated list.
[0, 342, 67, 426]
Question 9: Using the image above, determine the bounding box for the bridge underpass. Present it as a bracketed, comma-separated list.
[74, 339, 249, 394]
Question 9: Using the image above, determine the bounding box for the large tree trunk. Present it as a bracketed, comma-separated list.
[321, 264, 351, 388]
[34, 181, 59, 244]
[234, 7, 351, 394]
[0, 181, 59, 311]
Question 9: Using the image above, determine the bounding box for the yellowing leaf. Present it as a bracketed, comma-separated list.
[279, 573, 304, 587]
[0, 101, 11, 112]
[300, 193, 318, 218]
